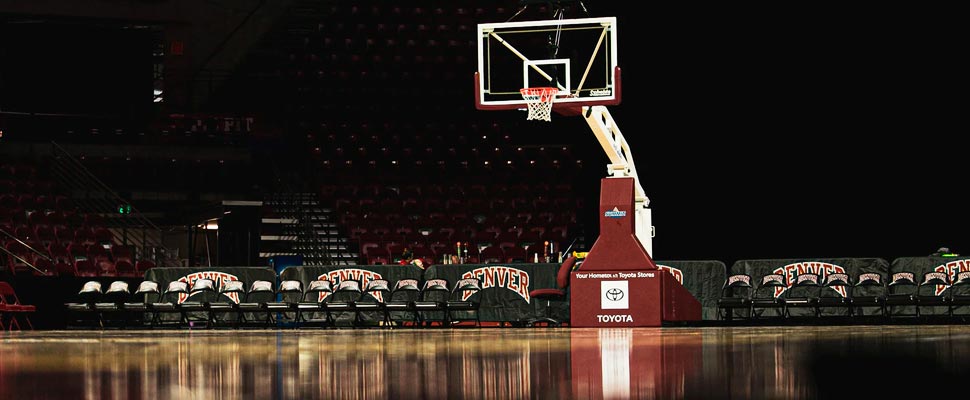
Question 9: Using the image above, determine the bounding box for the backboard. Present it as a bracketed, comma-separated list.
[475, 16, 620, 114]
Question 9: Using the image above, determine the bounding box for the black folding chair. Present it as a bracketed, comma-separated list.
[385, 279, 420, 328]
[355, 279, 390, 327]
[885, 272, 918, 319]
[750, 274, 787, 320]
[446, 278, 482, 327]
[784, 273, 821, 319]
[326, 280, 362, 328]
[414, 279, 450, 327]
[851, 272, 887, 318]
[816, 273, 851, 318]
[716, 274, 753, 321]
[295, 280, 333, 327]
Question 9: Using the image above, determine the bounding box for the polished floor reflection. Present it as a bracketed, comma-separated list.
[3, 326, 970, 399]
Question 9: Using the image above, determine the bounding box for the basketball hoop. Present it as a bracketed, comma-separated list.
[520, 87, 558, 122]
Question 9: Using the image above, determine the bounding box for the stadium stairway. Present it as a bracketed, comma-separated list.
[260, 192, 357, 266]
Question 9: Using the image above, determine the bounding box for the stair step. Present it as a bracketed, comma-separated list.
[261, 218, 299, 224]
[258, 252, 357, 259]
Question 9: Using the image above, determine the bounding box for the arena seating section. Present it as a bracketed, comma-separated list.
[1, 160, 155, 278]
[0, 1, 598, 329]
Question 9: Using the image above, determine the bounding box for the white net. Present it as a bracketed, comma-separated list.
[520, 87, 558, 122]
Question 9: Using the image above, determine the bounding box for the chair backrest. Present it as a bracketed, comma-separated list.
[335, 280, 361, 293]
[888, 271, 917, 295]
[786, 273, 820, 299]
[162, 281, 189, 302]
[361, 279, 390, 302]
[556, 256, 576, 289]
[104, 281, 131, 302]
[330, 280, 362, 303]
[388, 278, 420, 302]
[820, 273, 851, 297]
[191, 278, 216, 292]
[850, 272, 885, 298]
[753, 273, 787, 299]
[221, 280, 246, 295]
[165, 281, 189, 295]
[134, 280, 161, 303]
[303, 280, 334, 302]
[78, 280, 103, 303]
[823, 273, 850, 287]
[420, 278, 450, 302]
[721, 274, 753, 299]
[187, 278, 219, 302]
[451, 278, 482, 301]
[278, 280, 304, 303]
[917, 271, 950, 296]
[364, 279, 390, 293]
[246, 280, 276, 303]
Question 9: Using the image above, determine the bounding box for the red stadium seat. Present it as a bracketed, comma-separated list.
[478, 246, 505, 264]
[135, 259, 156, 274]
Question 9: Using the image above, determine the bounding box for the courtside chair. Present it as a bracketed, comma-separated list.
[716, 274, 753, 321]
[885, 271, 918, 319]
[385, 279, 420, 327]
[238, 280, 275, 328]
[124, 280, 161, 329]
[327, 280, 362, 327]
[947, 271, 970, 320]
[92, 280, 132, 329]
[446, 278, 483, 327]
[151, 281, 188, 328]
[414, 279, 450, 327]
[264, 280, 303, 327]
[851, 272, 887, 318]
[816, 273, 852, 318]
[212, 280, 245, 328]
[296, 280, 333, 327]
[179, 278, 217, 328]
[355, 279, 390, 327]
[527, 256, 576, 327]
[750, 274, 787, 320]
[915, 271, 950, 318]
[784, 273, 821, 319]
[67, 280, 103, 328]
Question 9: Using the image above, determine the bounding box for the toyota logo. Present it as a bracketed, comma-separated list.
[605, 288, 624, 301]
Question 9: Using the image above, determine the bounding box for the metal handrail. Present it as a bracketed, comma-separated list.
[0, 228, 51, 276]
[48, 141, 180, 267]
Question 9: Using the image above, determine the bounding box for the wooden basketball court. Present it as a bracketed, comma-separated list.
[3, 325, 969, 399]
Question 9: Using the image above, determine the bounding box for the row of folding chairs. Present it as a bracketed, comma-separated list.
[65, 277, 484, 329]
[717, 270, 970, 321]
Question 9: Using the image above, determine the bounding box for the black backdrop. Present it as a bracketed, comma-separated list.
[0, 22, 152, 116]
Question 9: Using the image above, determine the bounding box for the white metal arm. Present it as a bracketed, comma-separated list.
[582, 105, 654, 256]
